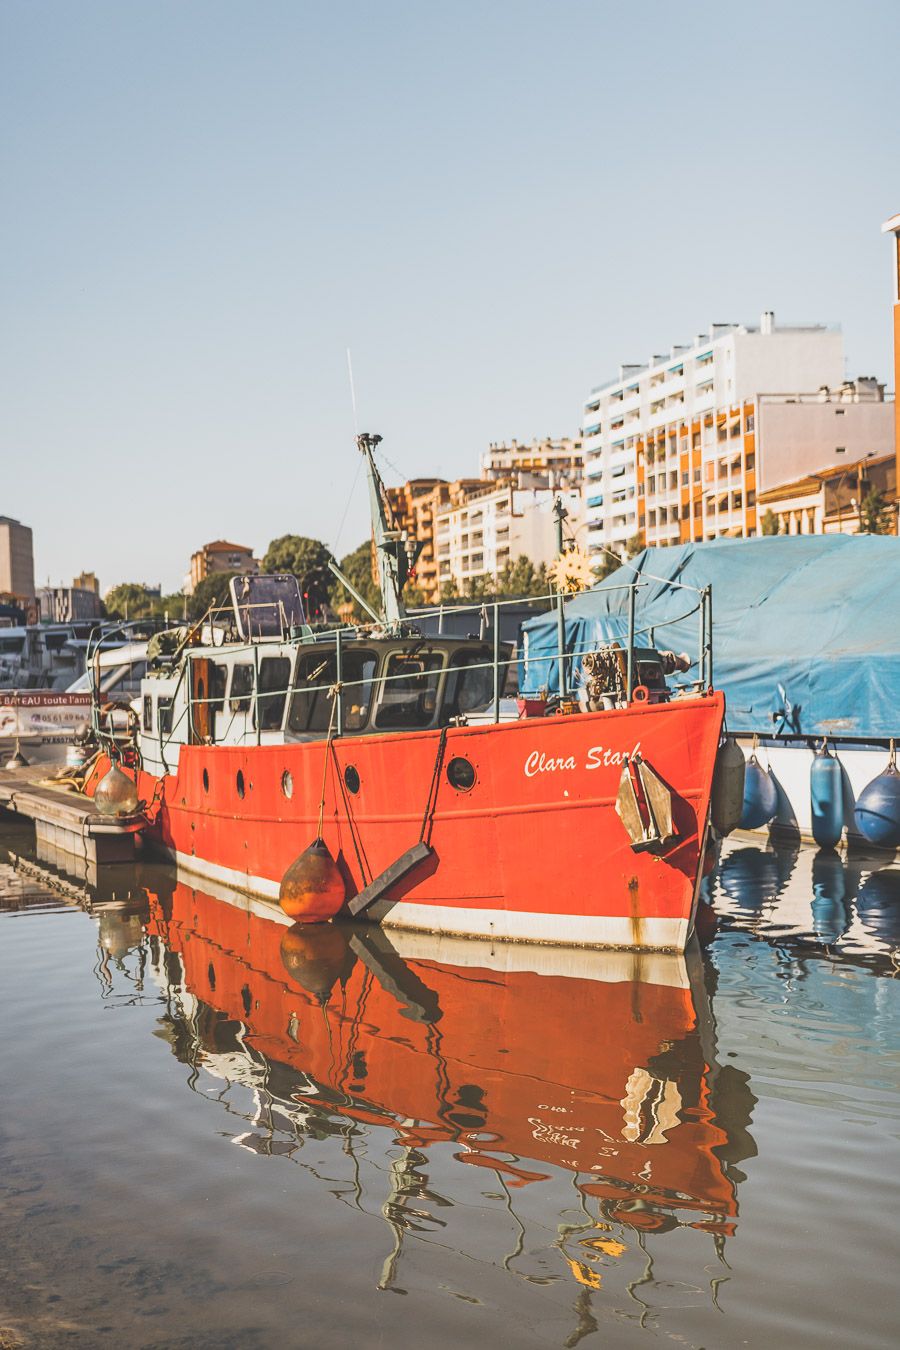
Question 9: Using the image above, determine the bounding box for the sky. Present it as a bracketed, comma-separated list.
[1, 0, 897, 594]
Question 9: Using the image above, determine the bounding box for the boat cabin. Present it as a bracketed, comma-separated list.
[138, 576, 506, 774]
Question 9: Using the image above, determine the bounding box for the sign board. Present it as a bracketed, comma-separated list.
[0, 691, 93, 742]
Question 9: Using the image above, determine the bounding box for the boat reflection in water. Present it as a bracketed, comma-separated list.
[102, 873, 758, 1306]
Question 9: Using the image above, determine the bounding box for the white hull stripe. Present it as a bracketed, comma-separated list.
[168, 848, 690, 952]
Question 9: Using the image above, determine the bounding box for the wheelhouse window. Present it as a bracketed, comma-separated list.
[210, 663, 228, 711]
[229, 663, 254, 713]
[142, 694, 153, 732]
[374, 652, 443, 729]
[158, 697, 173, 735]
[257, 656, 292, 730]
[443, 648, 493, 720]
[288, 649, 378, 734]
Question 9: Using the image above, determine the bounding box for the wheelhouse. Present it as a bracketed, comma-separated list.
[138, 577, 507, 775]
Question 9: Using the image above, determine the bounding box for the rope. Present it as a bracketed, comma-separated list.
[419, 726, 448, 845]
[316, 689, 339, 839]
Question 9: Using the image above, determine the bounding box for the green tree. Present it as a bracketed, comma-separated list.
[188, 572, 239, 621]
[857, 488, 893, 535]
[104, 583, 158, 620]
[328, 539, 381, 621]
[496, 556, 550, 597]
[263, 535, 333, 616]
[625, 533, 645, 559]
[760, 509, 779, 537]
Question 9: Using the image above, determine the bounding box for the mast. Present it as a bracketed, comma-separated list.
[358, 432, 413, 627]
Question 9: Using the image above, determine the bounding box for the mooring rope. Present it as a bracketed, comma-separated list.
[316, 686, 341, 838]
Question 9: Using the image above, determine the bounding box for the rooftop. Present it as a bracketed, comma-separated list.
[588, 312, 836, 398]
[198, 540, 255, 554]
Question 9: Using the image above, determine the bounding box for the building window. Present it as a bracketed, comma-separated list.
[745, 453, 755, 471]
[745, 413, 755, 432]
[682, 472, 689, 486]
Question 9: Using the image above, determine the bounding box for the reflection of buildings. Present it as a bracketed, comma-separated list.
[137, 878, 757, 1307]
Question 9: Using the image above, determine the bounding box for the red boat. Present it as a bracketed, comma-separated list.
[91, 434, 725, 951]
[142, 874, 749, 1245]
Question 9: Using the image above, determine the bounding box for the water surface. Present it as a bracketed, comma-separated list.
[0, 824, 898, 1349]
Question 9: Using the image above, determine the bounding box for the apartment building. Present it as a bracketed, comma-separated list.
[579, 314, 893, 554]
[0, 516, 35, 602]
[883, 211, 900, 515]
[480, 437, 583, 488]
[384, 477, 482, 602]
[435, 484, 584, 593]
[757, 453, 896, 536]
[384, 440, 583, 601]
[189, 540, 259, 593]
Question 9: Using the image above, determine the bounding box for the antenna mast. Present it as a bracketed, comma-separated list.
[358, 433, 407, 626]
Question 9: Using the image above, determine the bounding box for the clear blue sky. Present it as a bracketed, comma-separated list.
[2, 0, 896, 594]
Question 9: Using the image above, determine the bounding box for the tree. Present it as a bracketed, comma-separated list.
[494, 556, 550, 597]
[188, 572, 239, 621]
[104, 583, 161, 620]
[760, 509, 779, 537]
[857, 488, 893, 535]
[263, 535, 333, 617]
[329, 539, 381, 621]
[625, 533, 645, 559]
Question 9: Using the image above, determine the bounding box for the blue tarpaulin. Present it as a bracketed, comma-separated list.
[520, 536, 900, 738]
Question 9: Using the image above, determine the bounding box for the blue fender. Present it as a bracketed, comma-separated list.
[810, 744, 844, 849]
[740, 754, 778, 830]
[854, 748, 900, 849]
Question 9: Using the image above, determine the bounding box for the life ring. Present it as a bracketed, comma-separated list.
[632, 685, 650, 704]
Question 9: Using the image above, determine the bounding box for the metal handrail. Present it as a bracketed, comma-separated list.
[140, 578, 714, 748]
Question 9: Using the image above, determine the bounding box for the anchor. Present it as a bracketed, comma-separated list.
[615, 752, 677, 852]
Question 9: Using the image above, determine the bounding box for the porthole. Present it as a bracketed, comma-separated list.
[281, 769, 293, 799]
[236, 769, 245, 799]
[344, 764, 360, 795]
[202, 768, 209, 793]
[447, 756, 476, 791]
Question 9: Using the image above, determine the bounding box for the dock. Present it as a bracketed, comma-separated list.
[0, 766, 144, 882]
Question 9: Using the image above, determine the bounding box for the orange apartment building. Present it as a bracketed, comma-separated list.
[383, 439, 584, 602]
[884, 211, 900, 520]
[189, 539, 259, 593]
[383, 478, 483, 602]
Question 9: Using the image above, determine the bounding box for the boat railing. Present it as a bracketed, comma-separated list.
[148, 577, 712, 747]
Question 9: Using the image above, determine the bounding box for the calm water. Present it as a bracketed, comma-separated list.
[1, 822, 898, 1350]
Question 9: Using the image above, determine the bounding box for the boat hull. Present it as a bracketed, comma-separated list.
[133, 693, 724, 951]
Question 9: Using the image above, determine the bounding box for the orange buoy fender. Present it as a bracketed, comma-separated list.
[279, 837, 347, 923]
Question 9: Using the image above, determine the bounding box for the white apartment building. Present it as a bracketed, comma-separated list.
[581, 313, 851, 554]
[435, 484, 585, 592]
